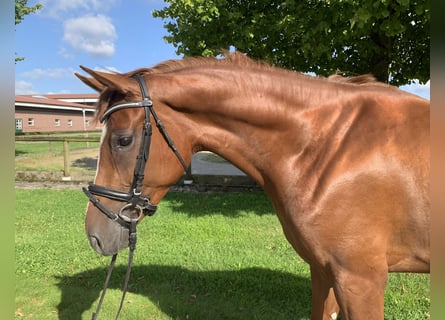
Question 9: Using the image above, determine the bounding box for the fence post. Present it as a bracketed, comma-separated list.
[63, 139, 71, 179]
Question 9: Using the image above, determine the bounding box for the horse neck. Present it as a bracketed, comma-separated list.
[149, 68, 313, 189]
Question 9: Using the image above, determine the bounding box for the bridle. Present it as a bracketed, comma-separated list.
[84, 73, 188, 225]
[83, 73, 188, 320]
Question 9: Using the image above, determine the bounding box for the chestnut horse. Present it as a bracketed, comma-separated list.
[76, 53, 429, 320]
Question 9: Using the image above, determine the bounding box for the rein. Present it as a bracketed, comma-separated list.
[84, 73, 188, 319]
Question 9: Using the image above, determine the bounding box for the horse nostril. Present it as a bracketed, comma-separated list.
[89, 235, 103, 253]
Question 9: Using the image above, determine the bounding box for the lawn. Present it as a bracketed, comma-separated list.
[15, 189, 430, 319]
[15, 133, 101, 176]
[15, 132, 101, 157]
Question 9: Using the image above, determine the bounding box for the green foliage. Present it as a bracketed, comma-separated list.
[15, 0, 42, 62]
[153, 0, 429, 85]
[15, 0, 42, 25]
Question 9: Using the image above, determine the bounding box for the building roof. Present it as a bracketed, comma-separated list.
[15, 94, 98, 112]
[40, 93, 99, 100]
[41, 93, 99, 105]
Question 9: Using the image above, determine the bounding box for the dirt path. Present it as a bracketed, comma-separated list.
[15, 180, 86, 190]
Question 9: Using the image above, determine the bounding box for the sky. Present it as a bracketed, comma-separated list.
[15, 0, 180, 95]
[15, 0, 430, 99]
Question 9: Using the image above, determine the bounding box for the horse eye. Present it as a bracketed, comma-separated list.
[117, 136, 133, 147]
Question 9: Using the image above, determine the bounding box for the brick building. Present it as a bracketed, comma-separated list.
[15, 94, 101, 134]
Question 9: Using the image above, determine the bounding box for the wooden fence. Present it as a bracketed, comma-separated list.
[15, 136, 100, 178]
[15, 136, 258, 191]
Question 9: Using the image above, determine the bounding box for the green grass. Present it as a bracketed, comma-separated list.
[15, 190, 430, 319]
[15, 132, 101, 157]
[15, 132, 101, 174]
[15, 140, 96, 157]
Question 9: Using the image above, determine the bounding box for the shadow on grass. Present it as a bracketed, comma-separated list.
[15, 149, 28, 156]
[56, 265, 311, 320]
[162, 192, 275, 217]
[72, 157, 98, 170]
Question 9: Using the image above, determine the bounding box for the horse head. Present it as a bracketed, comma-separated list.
[76, 67, 190, 256]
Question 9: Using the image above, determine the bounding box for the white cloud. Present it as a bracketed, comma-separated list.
[45, 89, 73, 94]
[400, 80, 430, 100]
[58, 47, 75, 59]
[20, 67, 76, 81]
[40, 0, 119, 18]
[15, 79, 74, 95]
[15, 81, 37, 95]
[63, 15, 117, 58]
[16, 68, 78, 94]
[93, 66, 121, 73]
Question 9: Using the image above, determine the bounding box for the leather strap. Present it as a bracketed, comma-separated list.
[85, 73, 190, 319]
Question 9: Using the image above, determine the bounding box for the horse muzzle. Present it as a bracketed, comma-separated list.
[86, 207, 132, 256]
[83, 184, 157, 255]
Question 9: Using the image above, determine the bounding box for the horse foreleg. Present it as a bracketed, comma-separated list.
[310, 266, 340, 320]
[331, 266, 388, 320]
[325, 288, 340, 320]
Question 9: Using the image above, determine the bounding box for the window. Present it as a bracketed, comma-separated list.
[28, 118, 34, 126]
[67, 119, 73, 126]
[15, 119, 23, 130]
[55, 119, 60, 126]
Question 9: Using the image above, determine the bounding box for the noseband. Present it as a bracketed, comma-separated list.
[84, 73, 188, 320]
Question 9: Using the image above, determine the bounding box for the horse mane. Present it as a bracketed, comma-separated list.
[95, 53, 391, 121]
[327, 73, 389, 86]
[122, 52, 389, 88]
[124, 52, 270, 77]
[145, 54, 390, 89]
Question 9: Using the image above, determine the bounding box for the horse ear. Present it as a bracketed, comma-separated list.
[75, 69, 105, 92]
[76, 66, 133, 94]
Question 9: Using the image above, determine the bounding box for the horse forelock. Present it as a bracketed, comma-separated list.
[94, 89, 115, 123]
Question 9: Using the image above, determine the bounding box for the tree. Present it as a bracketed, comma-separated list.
[15, 0, 42, 62]
[153, 0, 429, 85]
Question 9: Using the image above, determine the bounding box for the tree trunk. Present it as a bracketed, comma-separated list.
[369, 33, 393, 83]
